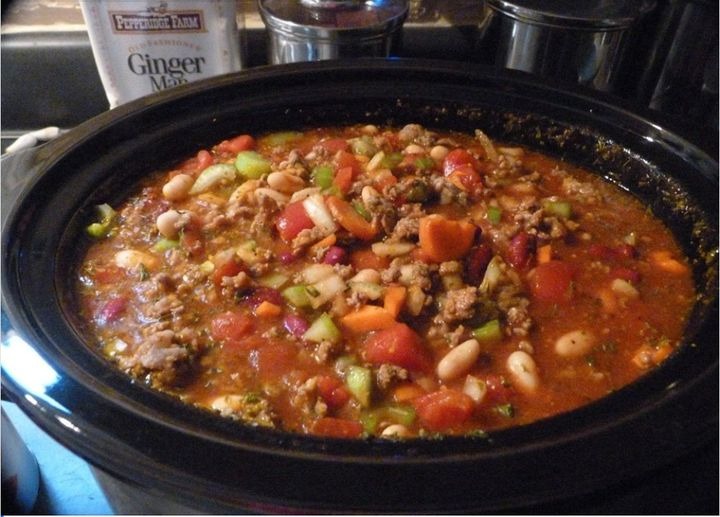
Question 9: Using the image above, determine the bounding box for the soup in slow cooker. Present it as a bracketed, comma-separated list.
[75, 123, 695, 438]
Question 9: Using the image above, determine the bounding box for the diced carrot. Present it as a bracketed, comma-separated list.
[537, 244, 553, 264]
[255, 301, 282, 318]
[326, 196, 377, 240]
[350, 248, 391, 270]
[309, 233, 337, 255]
[649, 250, 689, 275]
[418, 214, 477, 262]
[392, 383, 426, 403]
[341, 305, 397, 333]
[333, 166, 354, 194]
[383, 285, 407, 318]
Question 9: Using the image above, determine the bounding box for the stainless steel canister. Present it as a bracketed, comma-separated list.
[258, 0, 409, 64]
[477, 0, 656, 92]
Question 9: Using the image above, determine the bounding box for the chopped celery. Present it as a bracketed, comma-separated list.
[189, 163, 237, 194]
[414, 156, 435, 170]
[86, 203, 117, 238]
[352, 200, 371, 221]
[345, 365, 372, 407]
[487, 206, 502, 225]
[473, 319, 502, 344]
[381, 152, 403, 170]
[263, 131, 303, 147]
[257, 272, 289, 289]
[543, 200, 572, 218]
[235, 240, 264, 264]
[303, 313, 341, 344]
[282, 285, 313, 308]
[334, 354, 357, 375]
[235, 151, 272, 179]
[311, 165, 334, 190]
[151, 237, 179, 253]
[350, 136, 377, 157]
[360, 404, 416, 434]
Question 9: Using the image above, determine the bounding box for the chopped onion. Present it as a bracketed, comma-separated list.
[371, 240, 415, 257]
[309, 274, 346, 309]
[302, 263, 335, 283]
[302, 194, 338, 234]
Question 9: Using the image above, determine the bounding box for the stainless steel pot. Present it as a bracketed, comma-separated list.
[477, 0, 656, 92]
[258, 0, 408, 64]
[1, 59, 717, 513]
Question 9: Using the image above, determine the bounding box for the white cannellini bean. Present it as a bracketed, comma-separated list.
[437, 339, 481, 382]
[381, 424, 411, 438]
[361, 124, 379, 135]
[156, 209, 181, 238]
[555, 329, 595, 357]
[506, 350, 539, 393]
[404, 143, 425, 154]
[162, 173, 194, 201]
[351, 268, 381, 284]
[267, 171, 305, 193]
[114, 249, 159, 270]
[429, 145, 449, 161]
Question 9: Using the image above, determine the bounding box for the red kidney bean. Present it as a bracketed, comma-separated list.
[465, 243, 493, 284]
[323, 246, 347, 265]
[283, 314, 309, 338]
[507, 231, 536, 269]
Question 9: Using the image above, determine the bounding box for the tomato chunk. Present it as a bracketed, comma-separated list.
[413, 389, 475, 432]
[312, 417, 363, 438]
[276, 201, 315, 241]
[212, 258, 246, 288]
[363, 323, 431, 372]
[335, 150, 361, 177]
[443, 148, 480, 176]
[529, 260, 575, 303]
[211, 311, 254, 343]
[316, 375, 351, 411]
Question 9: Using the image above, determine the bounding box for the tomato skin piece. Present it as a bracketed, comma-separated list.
[312, 417, 364, 438]
[529, 260, 575, 303]
[320, 138, 350, 154]
[443, 148, 480, 176]
[211, 311, 254, 343]
[276, 201, 315, 241]
[413, 389, 475, 432]
[217, 134, 255, 154]
[363, 323, 431, 372]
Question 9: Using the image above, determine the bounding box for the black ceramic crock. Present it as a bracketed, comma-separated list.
[2, 59, 717, 513]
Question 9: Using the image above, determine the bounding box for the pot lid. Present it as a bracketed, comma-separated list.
[486, 0, 656, 29]
[258, 0, 408, 42]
